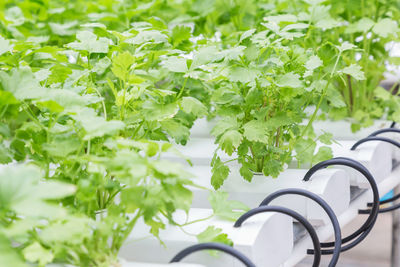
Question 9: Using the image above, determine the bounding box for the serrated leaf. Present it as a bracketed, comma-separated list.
[211, 157, 230, 190]
[275, 72, 303, 88]
[180, 97, 207, 117]
[196, 226, 233, 247]
[160, 120, 190, 144]
[171, 25, 192, 47]
[312, 146, 333, 164]
[0, 36, 13, 56]
[162, 56, 188, 73]
[67, 31, 110, 53]
[112, 51, 135, 81]
[211, 117, 238, 138]
[319, 132, 333, 145]
[373, 18, 398, 38]
[72, 108, 125, 140]
[0, 165, 74, 218]
[142, 102, 179, 121]
[239, 163, 253, 182]
[340, 64, 366, 80]
[219, 130, 242, 156]
[208, 191, 249, 221]
[243, 120, 269, 143]
[346, 18, 375, 33]
[337, 42, 357, 52]
[305, 55, 323, 71]
[23, 242, 54, 266]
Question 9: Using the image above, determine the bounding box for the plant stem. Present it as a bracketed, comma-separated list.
[177, 77, 188, 99]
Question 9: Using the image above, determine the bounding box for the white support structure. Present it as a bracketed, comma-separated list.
[283, 165, 400, 267]
[312, 120, 393, 140]
[121, 262, 205, 267]
[165, 136, 392, 188]
[313, 140, 392, 188]
[119, 209, 293, 267]
[190, 166, 349, 226]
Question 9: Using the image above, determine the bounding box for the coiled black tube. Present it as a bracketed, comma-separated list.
[170, 242, 256, 267]
[302, 157, 379, 254]
[258, 188, 341, 267]
[234, 205, 321, 267]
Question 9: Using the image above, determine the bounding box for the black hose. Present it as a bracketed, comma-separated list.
[350, 136, 400, 151]
[234, 205, 321, 267]
[258, 189, 340, 267]
[302, 157, 379, 254]
[169, 242, 256, 267]
[350, 136, 400, 213]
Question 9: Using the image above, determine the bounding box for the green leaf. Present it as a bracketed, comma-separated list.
[40, 217, 92, 245]
[66, 31, 110, 53]
[161, 56, 188, 73]
[211, 118, 238, 138]
[340, 64, 366, 80]
[72, 108, 125, 140]
[336, 42, 357, 52]
[373, 18, 398, 38]
[0, 67, 46, 100]
[219, 130, 242, 156]
[239, 163, 254, 182]
[312, 146, 333, 164]
[305, 55, 323, 71]
[209, 191, 249, 221]
[171, 25, 192, 47]
[243, 120, 269, 143]
[211, 157, 230, 190]
[275, 72, 303, 88]
[142, 102, 179, 121]
[23, 242, 54, 266]
[228, 67, 259, 84]
[0, 36, 13, 56]
[42, 138, 80, 158]
[160, 120, 190, 144]
[0, 235, 26, 267]
[0, 165, 75, 218]
[111, 51, 135, 81]
[180, 97, 207, 117]
[346, 18, 375, 33]
[196, 226, 233, 248]
[263, 159, 282, 177]
[319, 132, 333, 145]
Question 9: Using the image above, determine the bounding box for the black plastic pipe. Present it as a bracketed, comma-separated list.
[170, 242, 256, 267]
[350, 136, 400, 213]
[350, 136, 400, 151]
[302, 157, 379, 254]
[258, 188, 341, 267]
[369, 128, 400, 137]
[234, 205, 321, 267]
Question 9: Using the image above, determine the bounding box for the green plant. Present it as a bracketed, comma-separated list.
[206, 21, 362, 188]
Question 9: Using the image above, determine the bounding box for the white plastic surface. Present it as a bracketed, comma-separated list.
[119, 209, 293, 267]
[190, 166, 349, 225]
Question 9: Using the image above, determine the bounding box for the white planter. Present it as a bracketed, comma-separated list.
[48, 261, 204, 267]
[165, 136, 392, 189]
[119, 209, 293, 267]
[313, 119, 400, 161]
[163, 137, 228, 166]
[190, 165, 349, 226]
[121, 261, 205, 267]
[190, 118, 217, 138]
[312, 119, 392, 140]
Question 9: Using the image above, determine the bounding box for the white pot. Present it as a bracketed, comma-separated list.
[294, 140, 393, 188]
[313, 119, 400, 161]
[119, 209, 293, 267]
[190, 118, 217, 138]
[190, 165, 349, 226]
